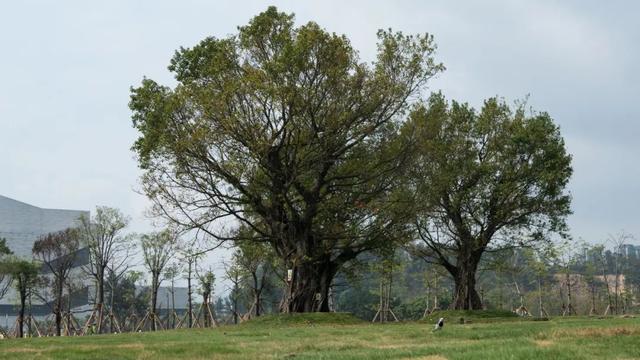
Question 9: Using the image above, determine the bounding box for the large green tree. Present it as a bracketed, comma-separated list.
[130, 7, 442, 312]
[405, 93, 572, 310]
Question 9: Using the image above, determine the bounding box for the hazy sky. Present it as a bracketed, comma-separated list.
[1, 0, 638, 270]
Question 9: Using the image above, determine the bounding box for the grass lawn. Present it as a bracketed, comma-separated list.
[0, 313, 639, 359]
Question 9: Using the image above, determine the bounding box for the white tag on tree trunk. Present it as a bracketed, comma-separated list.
[287, 269, 293, 282]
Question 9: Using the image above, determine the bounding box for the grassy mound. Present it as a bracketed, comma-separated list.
[422, 309, 518, 323]
[243, 312, 363, 327]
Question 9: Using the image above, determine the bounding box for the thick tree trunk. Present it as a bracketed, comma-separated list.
[285, 261, 336, 313]
[449, 254, 482, 310]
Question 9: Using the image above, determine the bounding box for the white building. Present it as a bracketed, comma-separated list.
[0, 195, 90, 326]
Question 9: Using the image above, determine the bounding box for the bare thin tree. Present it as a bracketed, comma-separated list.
[176, 235, 207, 328]
[105, 246, 135, 333]
[163, 263, 180, 328]
[234, 241, 274, 318]
[608, 231, 634, 314]
[80, 206, 133, 333]
[197, 269, 216, 327]
[141, 229, 176, 331]
[223, 259, 243, 324]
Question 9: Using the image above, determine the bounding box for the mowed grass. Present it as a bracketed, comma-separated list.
[1, 313, 639, 359]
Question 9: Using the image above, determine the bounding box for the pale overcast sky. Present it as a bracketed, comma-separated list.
[1, 0, 638, 255]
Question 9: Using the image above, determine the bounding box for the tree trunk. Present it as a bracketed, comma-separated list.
[96, 267, 105, 333]
[614, 272, 620, 315]
[27, 290, 32, 337]
[601, 258, 613, 315]
[66, 281, 72, 336]
[187, 260, 193, 328]
[171, 279, 176, 328]
[203, 293, 210, 327]
[18, 287, 26, 338]
[252, 272, 261, 317]
[233, 273, 239, 324]
[97, 268, 105, 307]
[55, 278, 63, 336]
[285, 261, 336, 313]
[566, 272, 574, 315]
[590, 282, 597, 315]
[254, 290, 262, 317]
[150, 273, 159, 331]
[109, 278, 115, 333]
[537, 276, 548, 318]
[449, 254, 482, 310]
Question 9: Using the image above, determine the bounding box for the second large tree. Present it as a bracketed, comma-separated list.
[405, 93, 572, 309]
[130, 7, 442, 312]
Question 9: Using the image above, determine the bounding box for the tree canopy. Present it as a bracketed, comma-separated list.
[405, 93, 572, 309]
[130, 6, 443, 312]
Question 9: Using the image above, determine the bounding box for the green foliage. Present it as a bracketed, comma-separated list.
[0, 238, 12, 257]
[0, 256, 40, 283]
[0, 256, 41, 299]
[405, 92, 573, 309]
[199, 270, 215, 298]
[129, 6, 444, 311]
[0, 238, 13, 299]
[32, 228, 81, 281]
[407, 92, 573, 248]
[140, 229, 175, 276]
[109, 270, 148, 319]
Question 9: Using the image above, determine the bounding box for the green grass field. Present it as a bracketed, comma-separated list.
[1, 313, 639, 359]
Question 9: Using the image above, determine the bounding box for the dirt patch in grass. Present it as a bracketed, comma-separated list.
[534, 340, 554, 347]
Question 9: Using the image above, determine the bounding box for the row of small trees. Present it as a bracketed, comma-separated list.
[0, 207, 223, 338]
[328, 234, 639, 321]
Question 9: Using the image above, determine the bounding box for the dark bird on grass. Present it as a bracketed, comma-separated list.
[433, 317, 444, 332]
